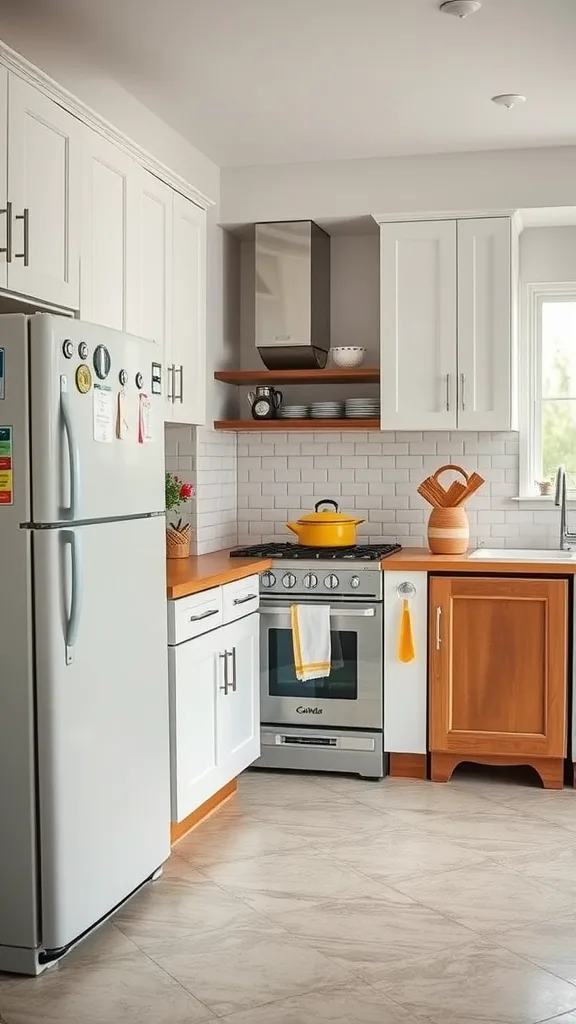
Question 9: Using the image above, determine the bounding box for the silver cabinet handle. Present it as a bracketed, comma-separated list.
[460, 373, 466, 412]
[167, 364, 174, 402]
[227, 648, 237, 692]
[445, 373, 450, 412]
[0, 200, 12, 261]
[219, 652, 229, 694]
[435, 606, 442, 651]
[189, 608, 219, 622]
[233, 593, 258, 606]
[263, 606, 376, 618]
[174, 365, 183, 403]
[14, 207, 29, 265]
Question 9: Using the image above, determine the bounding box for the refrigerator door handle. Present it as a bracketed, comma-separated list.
[64, 530, 83, 665]
[60, 375, 81, 519]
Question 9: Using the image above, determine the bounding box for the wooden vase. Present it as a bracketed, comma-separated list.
[427, 506, 469, 554]
[166, 526, 191, 559]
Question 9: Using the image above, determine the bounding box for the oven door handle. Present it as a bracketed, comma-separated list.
[262, 606, 376, 618]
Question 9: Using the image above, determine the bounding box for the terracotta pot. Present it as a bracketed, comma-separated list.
[427, 506, 469, 555]
[166, 526, 191, 559]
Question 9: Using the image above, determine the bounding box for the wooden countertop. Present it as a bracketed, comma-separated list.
[166, 550, 272, 599]
[382, 547, 576, 574]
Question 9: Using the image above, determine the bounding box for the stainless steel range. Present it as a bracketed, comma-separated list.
[230, 543, 401, 778]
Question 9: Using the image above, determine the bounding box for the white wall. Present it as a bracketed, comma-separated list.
[222, 146, 576, 225]
[520, 227, 576, 284]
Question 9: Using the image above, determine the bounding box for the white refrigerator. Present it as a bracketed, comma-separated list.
[0, 314, 170, 975]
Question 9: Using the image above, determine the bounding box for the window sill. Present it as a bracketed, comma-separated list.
[513, 495, 576, 507]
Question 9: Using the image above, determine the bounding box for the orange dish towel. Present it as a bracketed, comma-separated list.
[398, 599, 416, 663]
[291, 604, 331, 681]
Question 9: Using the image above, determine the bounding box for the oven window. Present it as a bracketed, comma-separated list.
[268, 628, 358, 700]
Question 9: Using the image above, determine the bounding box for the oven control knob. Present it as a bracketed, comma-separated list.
[303, 573, 318, 589]
[324, 573, 339, 590]
[349, 575, 361, 589]
[261, 571, 276, 589]
[282, 572, 297, 589]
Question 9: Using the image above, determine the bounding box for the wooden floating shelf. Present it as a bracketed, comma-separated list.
[214, 368, 380, 385]
[214, 419, 381, 431]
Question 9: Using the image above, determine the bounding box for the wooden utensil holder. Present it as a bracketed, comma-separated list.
[427, 464, 470, 554]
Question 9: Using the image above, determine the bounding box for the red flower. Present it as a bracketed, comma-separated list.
[179, 482, 193, 500]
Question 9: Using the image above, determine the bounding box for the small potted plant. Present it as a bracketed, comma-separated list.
[165, 472, 195, 558]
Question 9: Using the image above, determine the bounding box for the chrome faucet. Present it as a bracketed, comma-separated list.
[554, 466, 576, 549]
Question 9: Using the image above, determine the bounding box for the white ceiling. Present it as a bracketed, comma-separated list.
[2, 0, 576, 168]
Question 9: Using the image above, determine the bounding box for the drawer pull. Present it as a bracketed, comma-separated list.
[189, 608, 219, 622]
[233, 593, 257, 606]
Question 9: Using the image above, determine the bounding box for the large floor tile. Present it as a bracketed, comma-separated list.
[325, 826, 487, 882]
[353, 777, 510, 815]
[393, 861, 570, 935]
[175, 814, 308, 867]
[247, 798, 403, 841]
[0, 951, 215, 1024]
[492, 913, 576, 985]
[375, 939, 576, 1024]
[149, 923, 353, 1016]
[113, 876, 267, 950]
[387, 808, 574, 856]
[199, 846, 412, 917]
[495, 845, 576, 899]
[217, 981, 432, 1023]
[271, 893, 478, 979]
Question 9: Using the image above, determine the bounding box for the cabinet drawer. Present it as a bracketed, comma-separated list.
[222, 575, 260, 624]
[168, 587, 223, 645]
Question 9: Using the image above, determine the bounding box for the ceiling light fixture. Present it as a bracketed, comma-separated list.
[440, 1, 482, 17]
[491, 93, 527, 109]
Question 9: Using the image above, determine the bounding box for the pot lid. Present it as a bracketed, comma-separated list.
[296, 500, 358, 525]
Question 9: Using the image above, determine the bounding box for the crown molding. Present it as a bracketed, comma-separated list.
[372, 208, 519, 224]
[0, 40, 215, 211]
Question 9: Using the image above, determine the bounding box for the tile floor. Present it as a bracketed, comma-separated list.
[2, 767, 576, 1023]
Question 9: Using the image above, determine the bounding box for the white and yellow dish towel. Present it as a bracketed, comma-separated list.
[291, 604, 331, 681]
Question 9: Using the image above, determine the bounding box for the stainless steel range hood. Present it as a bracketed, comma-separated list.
[255, 220, 330, 370]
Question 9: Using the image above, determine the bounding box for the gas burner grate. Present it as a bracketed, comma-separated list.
[230, 542, 401, 561]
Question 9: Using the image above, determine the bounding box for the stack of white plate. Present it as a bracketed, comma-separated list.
[278, 405, 309, 419]
[311, 401, 345, 419]
[345, 397, 380, 418]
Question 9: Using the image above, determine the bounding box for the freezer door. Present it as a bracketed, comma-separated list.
[29, 315, 164, 523]
[33, 515, 170, 952]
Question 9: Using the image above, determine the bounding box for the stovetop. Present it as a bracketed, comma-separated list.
[230, 542, 401, 561]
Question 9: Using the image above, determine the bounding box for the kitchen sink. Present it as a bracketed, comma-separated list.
[469, 548, 576, 561]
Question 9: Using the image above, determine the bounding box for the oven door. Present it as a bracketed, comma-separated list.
[260, 601, 383, 730]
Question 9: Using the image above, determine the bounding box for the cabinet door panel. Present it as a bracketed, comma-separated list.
[169, 632, 219, 823]
[172, 193, 206, 425]
[217, 614, 260, 781]
[7, 75, 80, 309]
[140, 171, 172, 414]
[457, 218, 511, 430]
[0, 67, 7, 290]
[380, 220, 457, 430]
[80, 132, 140, 332]
[429, 576, 568, 758]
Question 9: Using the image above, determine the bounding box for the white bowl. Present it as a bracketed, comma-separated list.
[331, 347, 366, 368]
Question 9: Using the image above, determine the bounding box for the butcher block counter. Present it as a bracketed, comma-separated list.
[382, 547, 576, 574]
[166, 550, 272, 599]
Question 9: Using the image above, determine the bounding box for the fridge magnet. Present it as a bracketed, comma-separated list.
[75, 364, 92, 394]
[93, 384, 113, 443]
[0, 427, 13, 505]
[116, 389, 129, 440]
[138, 393, 152, 443]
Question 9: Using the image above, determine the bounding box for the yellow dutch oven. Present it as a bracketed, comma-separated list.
[287, 500, 365, 547]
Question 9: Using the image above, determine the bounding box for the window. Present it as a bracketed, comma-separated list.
[522, 284, 576, 496]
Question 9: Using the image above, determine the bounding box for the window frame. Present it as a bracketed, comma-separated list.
[520, 281, 576, 498]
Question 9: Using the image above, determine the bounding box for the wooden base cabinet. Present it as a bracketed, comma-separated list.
[429, 576, 568, 789]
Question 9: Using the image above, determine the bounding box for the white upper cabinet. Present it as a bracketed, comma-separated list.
[138, 170, 173, 401]
[5, 74, 81, 309]
[457, 218, 512, 431]
[0, 68, 7, 291]
[171, 192, 207, 425]
[380, 220, 457, 430]
[380, 216, 516, 431]
[80, 130, 141, 333]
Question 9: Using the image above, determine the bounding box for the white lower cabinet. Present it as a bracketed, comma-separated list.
[168, 608, 260, 824]
[383, 570, 428, 755]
